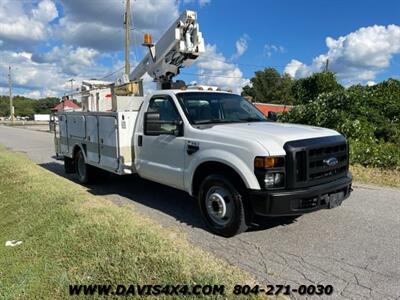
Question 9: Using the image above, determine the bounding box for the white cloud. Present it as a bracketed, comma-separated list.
[58, 0, 179, 51]
[196, 44, 249, 94]
[284, 24, 400, 85]
[22, 90, 42, 99]
[199, 0, 211, 6]
[32, 0, 58, 22]
[0, 50, 65, 91]
[32, 46, 100, 76]
[0, 0, 206, 98]
[263, 44, 285, 58]
[231, 34, 249, 60]
[182, 0, 211, 7]
[0, 0, 57, 46]
[0, 49, 107, 99]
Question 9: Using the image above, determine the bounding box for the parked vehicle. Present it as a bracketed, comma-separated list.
[55, 10, 352, 237]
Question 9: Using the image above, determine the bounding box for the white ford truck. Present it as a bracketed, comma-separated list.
[55, 10, 352, 237]
[57, 88, 352, 236]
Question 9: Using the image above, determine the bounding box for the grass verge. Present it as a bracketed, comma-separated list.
[0, 146, 264, 299]
[350, 164, 400, 188]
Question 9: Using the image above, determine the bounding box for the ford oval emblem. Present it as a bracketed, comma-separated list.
[324, 157, 338, 167]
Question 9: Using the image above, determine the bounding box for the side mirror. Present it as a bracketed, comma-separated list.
[144, 112, 183, 136]
[267, 111, 277, 122]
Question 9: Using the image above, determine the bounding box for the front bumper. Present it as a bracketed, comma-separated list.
[249, 174, 352, 216]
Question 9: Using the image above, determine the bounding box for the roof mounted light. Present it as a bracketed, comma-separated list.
[142, 33, 154, 47]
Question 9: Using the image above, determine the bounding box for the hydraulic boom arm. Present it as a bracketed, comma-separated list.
[129, 10, 205, 89]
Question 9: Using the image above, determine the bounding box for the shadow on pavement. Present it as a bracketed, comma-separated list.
[39, 161, 297, 234]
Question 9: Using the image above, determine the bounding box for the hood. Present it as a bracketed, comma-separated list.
[207, 122, 341, 155]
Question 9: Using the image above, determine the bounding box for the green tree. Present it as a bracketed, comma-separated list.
[292, 71, 343, 104]
[241, 85, 255, 99]
[0, 95, 60, 117]
[34, 97, 59, 114]
[279, 78, 400, 168]
[242, 68, 295, 104]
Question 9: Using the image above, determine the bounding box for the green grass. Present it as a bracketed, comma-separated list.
[350, 164, 400, 188]
[0, 146, 266, 299]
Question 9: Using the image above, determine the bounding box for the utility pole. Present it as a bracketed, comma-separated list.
[8, 66, 14, 122]
[67, 79, 75, 98]
[324, 58, 329, 72]
[124, 0, 131, 75]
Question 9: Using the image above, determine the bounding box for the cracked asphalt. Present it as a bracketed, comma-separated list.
[1, 125, 399, 300]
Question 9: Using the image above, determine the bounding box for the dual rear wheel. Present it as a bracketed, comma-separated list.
[64, 149, 101, 184]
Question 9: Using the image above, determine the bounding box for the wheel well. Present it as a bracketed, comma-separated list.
[72, 144, 84, 160]
[192, 161, 247, 197]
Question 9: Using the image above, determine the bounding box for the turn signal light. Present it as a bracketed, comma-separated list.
[254, 156, 285, 169]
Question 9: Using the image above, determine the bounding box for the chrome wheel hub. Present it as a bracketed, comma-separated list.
[205, 186, 233, 226]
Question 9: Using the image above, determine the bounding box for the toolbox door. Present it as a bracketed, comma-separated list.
[59, 114, 69, 154]
[98, 116, 119, 170]
[86, 115, 100, 163]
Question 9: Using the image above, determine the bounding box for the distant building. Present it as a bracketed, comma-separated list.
[34, 114, 50, 121]
[51, 99, 81, 113]
[254, 103, 293, 116]
[80, 80, 112, 112]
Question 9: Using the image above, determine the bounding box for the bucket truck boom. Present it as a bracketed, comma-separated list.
[130, 10, 205, 89]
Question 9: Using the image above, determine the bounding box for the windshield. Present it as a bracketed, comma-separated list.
[177, 92, 267, 124]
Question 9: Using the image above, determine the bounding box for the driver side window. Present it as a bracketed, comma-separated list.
[145, 96, 181, 135]
[148, 96, 180, 121]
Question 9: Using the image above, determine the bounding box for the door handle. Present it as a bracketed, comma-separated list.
[138, 135, 143, 147]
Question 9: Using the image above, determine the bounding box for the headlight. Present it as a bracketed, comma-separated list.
[264, 172, 284, 188]
[254, 156, 285, 189]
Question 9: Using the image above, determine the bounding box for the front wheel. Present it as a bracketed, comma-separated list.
[198, 174, 249, 237]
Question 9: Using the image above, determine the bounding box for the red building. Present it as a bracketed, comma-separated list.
[51, 99, 81, 113]
[254, 103, 293, 116]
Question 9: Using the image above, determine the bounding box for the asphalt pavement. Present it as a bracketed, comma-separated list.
[0, 125, 399, 300]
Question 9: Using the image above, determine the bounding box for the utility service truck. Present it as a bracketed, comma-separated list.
[55, 10, 352, 237]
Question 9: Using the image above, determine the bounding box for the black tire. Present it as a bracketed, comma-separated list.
[198, 174, 249, 237]
[64, 156, 75, 174]
[74, 150, 93, 184]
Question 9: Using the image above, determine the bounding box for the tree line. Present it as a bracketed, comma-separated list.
[241, 67, 343, 105]
[243, 68, 400, 169]
[0, 96, 60, 117]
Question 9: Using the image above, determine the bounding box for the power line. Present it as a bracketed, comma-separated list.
[201, 56, 289, 69]
[181, 72, 283, 79]
[99, 66, 125, 80]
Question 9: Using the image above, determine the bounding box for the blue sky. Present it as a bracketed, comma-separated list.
[0, 0, 399, 98]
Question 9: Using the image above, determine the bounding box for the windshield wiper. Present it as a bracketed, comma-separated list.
[194, 119, 243, 125]
[239, 117, 267, 122]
